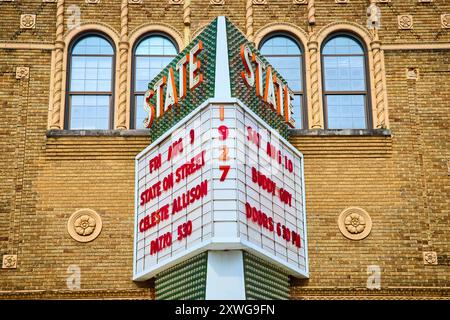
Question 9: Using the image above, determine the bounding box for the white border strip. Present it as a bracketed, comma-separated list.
[132, 157, 139, 279]
[214, 16, 231, 99]
[133, 237, 308, 281]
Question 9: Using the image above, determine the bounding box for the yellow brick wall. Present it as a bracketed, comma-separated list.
[0, 1, 56, 42]
[0, 0, 449, 299]
[128, 0, 184, 37]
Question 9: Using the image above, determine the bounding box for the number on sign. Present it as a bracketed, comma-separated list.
[219, 165, 231, 182]
[218, 125, 229, 141]
[220, 146, 229, 161]
[177, 221, 192, 241]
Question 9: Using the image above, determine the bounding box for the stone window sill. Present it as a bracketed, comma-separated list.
[46, 129, 151, 137]
[46, 128, 392, 138]
[289, 129, 391, 137]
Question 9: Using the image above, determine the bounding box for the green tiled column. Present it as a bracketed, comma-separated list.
[155, 251, 290, 300]
[155, 252, 208, 300]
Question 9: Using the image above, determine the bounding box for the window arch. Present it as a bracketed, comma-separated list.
[131, 34, 178, 129]
[259, 34, 306, 129]
[65, 33, 115, 129]
[321, 33, 371, 129]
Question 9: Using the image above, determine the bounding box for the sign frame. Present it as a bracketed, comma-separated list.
[133, 97, 309, 281]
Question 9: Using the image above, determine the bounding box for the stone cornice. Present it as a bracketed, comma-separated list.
[1, 286, 448, 300]
[290, 286, 450, 300]
[1, 41, 449, 52]
[0, 288, 153, 300]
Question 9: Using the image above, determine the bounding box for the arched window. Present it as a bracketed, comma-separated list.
[132, 34, 178, 129]
[260, 34, 305, 129]
[321, 34, 371, 129]
[66, 34, 115, 129]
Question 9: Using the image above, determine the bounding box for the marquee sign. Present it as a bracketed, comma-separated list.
[133, 17, 308, 281]
[143, 18, 294, 143]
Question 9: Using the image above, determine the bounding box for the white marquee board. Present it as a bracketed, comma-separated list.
[133, 99, 309, 281]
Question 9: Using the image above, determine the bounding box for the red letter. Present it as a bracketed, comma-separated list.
[240, 44, 255, 87]
[140, 191, 146, 206]
[219, 165, 231, 182]
[268, 217, 274, 232]
[245, 203, 252, 219]
[252, 167, 257, 183]
[150, 239, 158, 255]
[143, 90, 156, 128]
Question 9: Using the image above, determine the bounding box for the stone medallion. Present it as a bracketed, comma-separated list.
[338, 207, 372, 240]
[67, 208, 102, 243]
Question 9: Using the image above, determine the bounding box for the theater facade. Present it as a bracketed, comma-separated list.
[0, 0, 449, 300]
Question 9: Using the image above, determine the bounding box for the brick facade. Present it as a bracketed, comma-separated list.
[0, 0, 449, 299]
